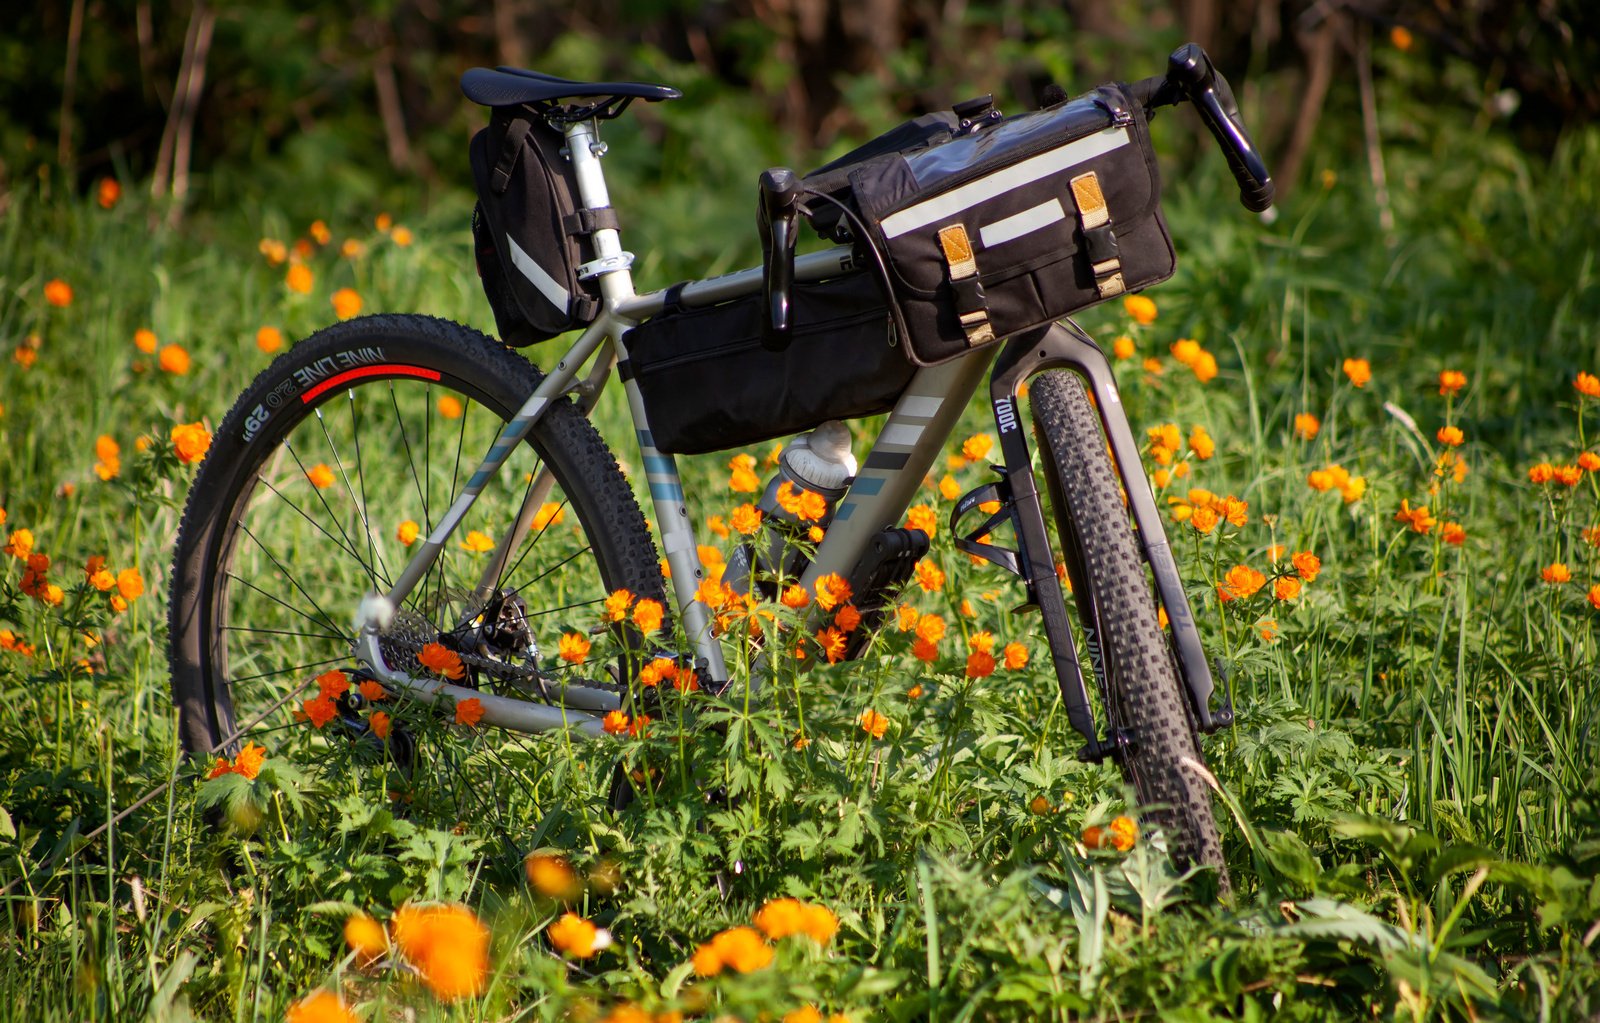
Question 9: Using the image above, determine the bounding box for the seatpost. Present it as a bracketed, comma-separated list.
[563, 120, 637, 305]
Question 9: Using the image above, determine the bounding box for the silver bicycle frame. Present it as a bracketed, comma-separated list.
[354, 118, 991, 737]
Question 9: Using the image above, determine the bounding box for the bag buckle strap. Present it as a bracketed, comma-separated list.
[937, 224, 995, 346]
[491, 117, 533, 195]
[1069, 172, 1126, 299]
[562, 207, 621, 235]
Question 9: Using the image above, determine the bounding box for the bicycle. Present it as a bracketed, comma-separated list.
[168, 44, 1273, 885]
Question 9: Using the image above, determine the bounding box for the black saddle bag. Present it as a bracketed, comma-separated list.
[815, 84, 1175, 366]
[626, 271, 915, 455]
[469, 107, 612, 345]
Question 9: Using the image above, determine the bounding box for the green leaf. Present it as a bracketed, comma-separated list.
[660, 959, 695, 1000]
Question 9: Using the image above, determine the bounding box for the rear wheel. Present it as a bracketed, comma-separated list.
[1029, 369, 1228, 886]
[168, 314, 663, 825]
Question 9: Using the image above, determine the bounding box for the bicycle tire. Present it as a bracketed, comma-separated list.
[168, 314, 662, 775]
[1029, 369, 1228, 886]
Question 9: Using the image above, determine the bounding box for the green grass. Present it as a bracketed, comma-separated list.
[1, 100, 1599, 1021]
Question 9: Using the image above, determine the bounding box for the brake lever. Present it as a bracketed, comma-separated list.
[757, 167, 801, 352]
[1166, 43, 1275, 212]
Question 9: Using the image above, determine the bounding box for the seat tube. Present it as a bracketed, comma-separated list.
[564, 120, 636, 307]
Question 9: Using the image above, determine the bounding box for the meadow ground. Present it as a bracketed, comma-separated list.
[1, 105, 1599, 1021]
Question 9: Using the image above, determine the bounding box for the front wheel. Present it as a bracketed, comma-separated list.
[168, 314, 663, 821]
[1030, 369, 1228, 887]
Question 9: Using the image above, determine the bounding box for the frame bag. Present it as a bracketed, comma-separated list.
[843, 84, 1175, 366]
[469, 108, 609, 345]
[626, 271, 915, 455]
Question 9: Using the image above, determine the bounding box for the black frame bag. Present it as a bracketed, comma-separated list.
[837, 84, 1174, 366]
[626, 272, 914, 455]
[469, 107, 611, 345]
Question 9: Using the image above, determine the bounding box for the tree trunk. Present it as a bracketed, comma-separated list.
[374, 46, 413, 173]
[494, 0, 527, 68]
[152, 6, 202, 199]
[58, 0, 87, 172]
[168, 4, 216, 223]
[1355, 20, 1394, 234]
[1277, 15, 1339, 201]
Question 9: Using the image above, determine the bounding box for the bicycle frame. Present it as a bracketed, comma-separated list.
[354, 116, 1223, 747]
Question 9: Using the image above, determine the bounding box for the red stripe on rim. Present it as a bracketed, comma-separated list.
[300, 364, 443, 403]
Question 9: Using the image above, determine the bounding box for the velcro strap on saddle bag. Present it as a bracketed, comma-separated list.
[937, 224, 995, 345]
[491, 117, 534, 195]
[563, 207, 621, 235]
[1070, 172, 1125, 298]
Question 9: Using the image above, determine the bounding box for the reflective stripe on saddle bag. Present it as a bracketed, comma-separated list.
[844, 83, 1175, 366]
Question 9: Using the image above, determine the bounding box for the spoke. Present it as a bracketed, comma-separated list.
[524, 596, 605, 618]
[390, 381, 430, 531]
[280, 439, 375, 585]
[316, 402, 391, 590]
[349, 388, 392, 588]
[226, 655, 350, 688]
[225, 571, 347, 640]
[502, 497, 572, 584]
[237, 521, 348, 641]
[221, 624, 349, 643]
[511, 543, 594, 591]
[254, 476, 379, 581]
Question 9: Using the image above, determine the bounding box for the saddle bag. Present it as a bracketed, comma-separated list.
[825, 84, 1175, 366]
[469, 107, 610, 345]
[625, 271, 915, 455]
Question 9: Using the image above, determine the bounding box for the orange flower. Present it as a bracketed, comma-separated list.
[859, 709, 889, 738]
[344, 912, 388, 963]
[117, 567, 145, 600]
[1581, 453, 1600, 472]
[1439, 370, 1466, 396]
[1190, 507, 1219, 534]
[308, 220, 332, 245]
[525, 852, 582, 901]
[814, 573, 852, 611]
[231, 742, 266, 779]
[1342, 358, 1371, 387]
[1529, 463, 1555, 484]
[800, 904, 838, 944]
[1003, 642, 1028, 670]
[256, 326, 283, 353]
[781, 585, 810, 609]
[673, 668, 700, 692]
[639, 658, 677, 687]
[1189, 426, 1215, 460]
[1170, 339, 1201, 366]
[1191, 351, 1219, 383]
[938, 474, 962, 501]
[4, 529, 32, 560]
[331, 288, 363, 319]
[694, 926, 773, 976]
[816, 627, 847, 664]
[1218, 495, 1248, 527]
[134, 328, 158, 353]
[558, 632, 591, 665]
[158, 344, 190, 374]
[397, 519, 419, 546]
[307, 463, 336, 489]
[259, 238, 289, 265]
[455, 697, 485, 727]
[303, 694, 338, 728]
[286, 264, 314, 294]
[1112, 335, 1135, 360]
[1081, 825, 1105, 849]
[44, 279, 72, 307]
[369, 711, 391, 739]
[1218, 565, 1266, 602]
[1142, 357, 1163, 374]
[1436, 425, 1464, 447]
[808, 526, 825, 542]
[1340, 476, 1367, 504]
[1390, 25, 1413, 49]
[731, 503, 763, 534]
[171, 422, 212, 464]
[728, 453, 760, 492]
[392, 226, 414, 246]
[1588, 584, 1600, 610]
[907, 684, 924, 698]
[966, 649, 996, 678]
[1576, 372, 1600, 398]
[905, 503, 938, 538]
[460, 529, 495, 552]
[1554, 464, 1584, 486]
[390, 903, 490, 1000]
[633, 598, 664, 634]
[1107, 815, 1138, 851]
[707, 514, 729, 538]
[1542, 562, 1570, 585]
[317, 668, 351, 699]
[914, 559, 944, 593]
[1440, 522, 1466, 546]
[340, 239, 364, 259]
[285, 990, 356, 1023]
[605, 588, 635, 622]
[894, 604, 919, 631]
[13, 343, 37, 369]
[834, 604, 861, 632]
[97, 177, 122, 209]
[1395, 499, 1436, 534]
[1294, 413, 1320, 440]
[914, 613, 946, 644]
[1274, 576, 1301, 600]
[437, 395, 463, 419]
[1292, 551, 1321, 581]
[961, 434, 993, 462]
[968, 630, 995, 653]
[1123, 294, 1157, 324]
[532, 502, 565, 529]
[417, 642, 465, 679]
[776, 482, 827, 521]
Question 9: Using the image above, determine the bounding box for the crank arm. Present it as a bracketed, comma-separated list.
[990, 322, 1229, 733]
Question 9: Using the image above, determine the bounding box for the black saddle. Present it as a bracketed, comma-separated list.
[461, 66, 681, 110]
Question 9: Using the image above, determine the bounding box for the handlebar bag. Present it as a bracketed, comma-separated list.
[469, 107, 607, 345]
[626, 270, 915, 455]
[845, 84, 1174, 366]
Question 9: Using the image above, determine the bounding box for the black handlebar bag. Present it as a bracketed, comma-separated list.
[845, 84, 1175, 366]
[469, 107, 607, 346]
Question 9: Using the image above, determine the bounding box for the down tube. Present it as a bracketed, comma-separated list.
[612, 327, 730, 683]
[803, 347, 997, 586]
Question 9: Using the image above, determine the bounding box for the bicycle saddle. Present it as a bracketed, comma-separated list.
[461, 66, 682, 108]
